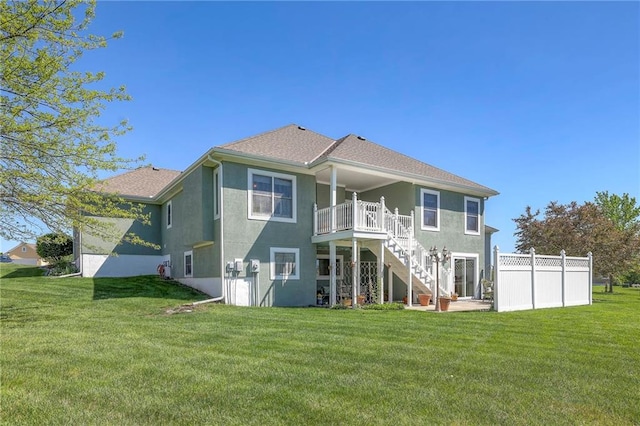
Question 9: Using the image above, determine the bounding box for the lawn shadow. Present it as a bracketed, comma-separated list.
[92, 275, 208, 301]
[0, 266, 44, 279]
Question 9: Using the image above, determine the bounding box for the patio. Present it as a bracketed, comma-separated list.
[405, 299, 492, 313]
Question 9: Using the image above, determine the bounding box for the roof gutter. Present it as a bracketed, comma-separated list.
[212, 148, 311, 171]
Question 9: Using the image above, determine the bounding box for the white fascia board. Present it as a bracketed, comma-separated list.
[155, 147, 315, 204]
[212, 148, 317, 176]
[310, 158, 499, 198]
[111, 194, 164, 205]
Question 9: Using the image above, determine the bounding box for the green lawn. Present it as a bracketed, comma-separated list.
[1, 264, 638, 425]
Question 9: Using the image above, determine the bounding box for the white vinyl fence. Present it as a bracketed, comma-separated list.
[493, 247, 592, 312]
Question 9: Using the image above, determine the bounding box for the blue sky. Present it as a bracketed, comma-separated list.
[3, 1, 639, 254]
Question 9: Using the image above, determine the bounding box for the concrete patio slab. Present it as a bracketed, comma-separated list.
[405, 299, 492, 312]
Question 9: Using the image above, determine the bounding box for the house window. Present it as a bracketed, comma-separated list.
[465, 197, 480, 235]
[22, 246, 27, 252]
[270, 247, 299, 280]
[248, 169, 296, 223]
[421, 189, 440, 231]
[184, 250, 193, 277]
[213, 169, 220, 219]
[317, 255, 343, 279]
[166, 201, 172, 229]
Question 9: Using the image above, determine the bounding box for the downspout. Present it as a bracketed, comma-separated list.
[77, 226, 83, 276]
[191, 155, 226, 305]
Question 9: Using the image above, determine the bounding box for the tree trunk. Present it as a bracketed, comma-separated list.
[608, 274, 614, 293]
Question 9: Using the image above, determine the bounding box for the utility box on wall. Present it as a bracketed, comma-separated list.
[250, 259, 260, 273]
[234, 258, 243, 272]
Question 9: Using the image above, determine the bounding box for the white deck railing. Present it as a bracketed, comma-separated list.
[314, 193, 388, 235]
[313, 193, 438, 302]
[313, 194, 434, 286]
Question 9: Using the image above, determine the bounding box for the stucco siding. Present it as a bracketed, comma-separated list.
[316, 183, 347, 208]
[413, 186, 486, 280]
[161, 165, 218, 280]
[222, 161, 317, 307]
[81, 204, 162, 256]
[359, 181, 414, 215]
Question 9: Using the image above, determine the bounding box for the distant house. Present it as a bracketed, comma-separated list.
[75, 124, 499, 307]
[5, 242, 47, 266]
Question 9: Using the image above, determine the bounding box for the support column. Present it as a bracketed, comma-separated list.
[388, 264, 393, 303]
[407, 224, 413, 307]
[352, 192, 358, 230]
[329, 241, 337, 307]
[330, 166, 337, 233]
[352, 238, 358, 307]
[379, 196, 386, 232]
[378, 240, 385, 304]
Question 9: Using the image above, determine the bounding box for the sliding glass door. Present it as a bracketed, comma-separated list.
[453, 256, 478, 298]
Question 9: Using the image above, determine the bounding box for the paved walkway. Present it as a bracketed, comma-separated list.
[405, 299, 492, 312]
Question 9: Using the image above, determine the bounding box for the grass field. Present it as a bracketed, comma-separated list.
[1, 264, 639, 425]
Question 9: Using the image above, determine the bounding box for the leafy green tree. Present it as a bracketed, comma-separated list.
[594, 191, 640, 231]
[0, 0, 153, 247]
[594, 192, 640, 288]
[36, 233, 73, 264]
[514, 200, 640, 292]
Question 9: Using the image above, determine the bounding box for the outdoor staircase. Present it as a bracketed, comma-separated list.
[363, 207, 439, 302]
[314, 194, 451, 304]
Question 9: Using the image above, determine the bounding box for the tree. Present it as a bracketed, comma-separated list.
[514, 200, 640, 292]
[0, 0, 153, 248]
[36, 232, 73, 264]
[594, 192, 640, 288]
[594, 191, 640, 232]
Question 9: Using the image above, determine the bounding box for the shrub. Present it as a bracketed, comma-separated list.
[36, 233, 73, 264]
[330, 304, 348, 310]
[361, 302, 405, 310]
[46, 262, 79, 276]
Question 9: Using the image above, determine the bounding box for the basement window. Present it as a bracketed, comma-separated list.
[184, 250, 193, 277]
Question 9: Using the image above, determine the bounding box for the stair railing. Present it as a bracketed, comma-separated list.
[383, 208, 434, 286]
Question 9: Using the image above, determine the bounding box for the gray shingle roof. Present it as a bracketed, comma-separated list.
[216, 126, 496, 194]
[98, 124, 497, 199]
[95, 166, 181, 198]
[218, 124, 335, 164]
[322, 134, 496, 193]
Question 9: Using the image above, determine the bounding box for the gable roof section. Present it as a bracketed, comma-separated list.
[215, 125, 497, 196]
[217, 124, 335, 165]
[95, 166, 181, 199]
[319, 134, 497, 194]
[98, 124, 497, 201]
[6, 242, 36, 254]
